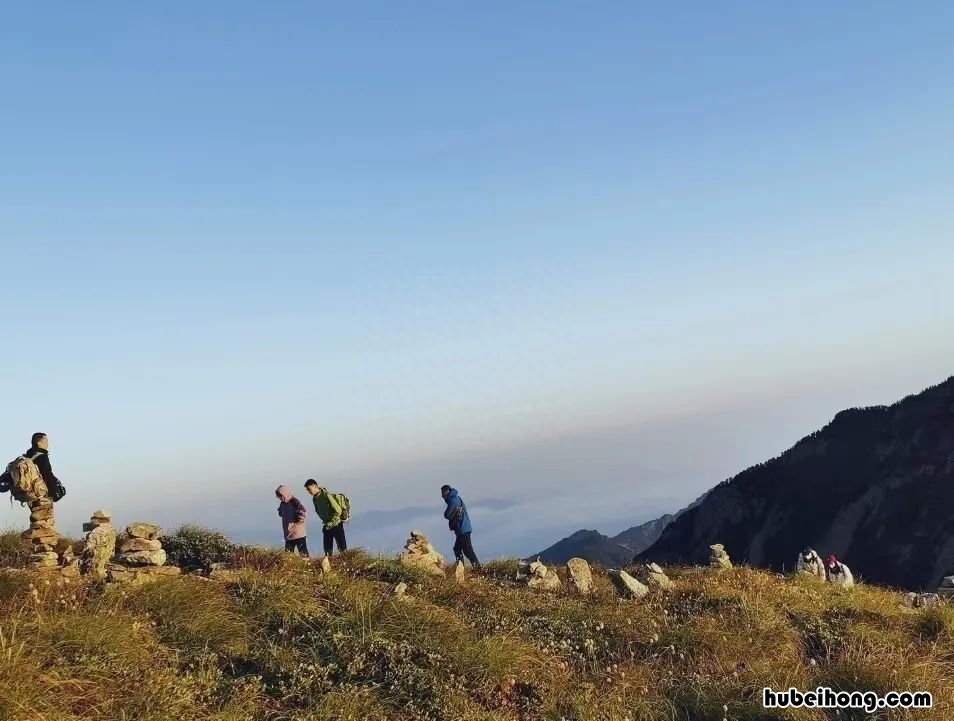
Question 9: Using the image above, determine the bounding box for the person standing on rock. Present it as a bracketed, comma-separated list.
[275, 485, 309, 557]
[441, 484, 480, 569]
[304, 479, 348, 557]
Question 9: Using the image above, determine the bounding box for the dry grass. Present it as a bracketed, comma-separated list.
[0, 532, 952, 720]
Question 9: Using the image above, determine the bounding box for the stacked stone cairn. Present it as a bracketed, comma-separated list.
[107, 522, 181, 583]
[399, 530, 446, 576]
[517, 559, 562, 591]
[709, 543, 733, 570]
[79, 510, 116, 578]
[22, 497, 60, 569]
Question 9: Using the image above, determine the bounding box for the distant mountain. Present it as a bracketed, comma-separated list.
[533, 529, 632, 567]
[638, 376, 954, 590]
[533, 491, 709, 566]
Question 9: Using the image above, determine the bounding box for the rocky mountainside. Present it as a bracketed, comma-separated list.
[534, 529, 632, 567]
[639, 376, 954, 590]
[534, 492, 708, 566]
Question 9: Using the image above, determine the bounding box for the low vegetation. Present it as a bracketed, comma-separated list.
[0, 528, 952, 720]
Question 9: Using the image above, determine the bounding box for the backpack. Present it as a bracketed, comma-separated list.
[5, 452, 49, 503]
[332, 492, 351, 522]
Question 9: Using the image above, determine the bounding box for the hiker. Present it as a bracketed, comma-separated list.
[0, 432, 67, 503]
[441, 484, 480, 569]
[795, 547, 826, 580]
[275, 485, 309, 556]
[304, 479, 348, 556]
[825, 554, 854, 588]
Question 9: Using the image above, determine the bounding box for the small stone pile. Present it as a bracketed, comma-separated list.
[566, 557, 593, 595]
[21, 498, 60, 569]
[107, 522, 181, 584]
[938, 576, 954, 600]
[399, 530, 445, 576]
[709, 543, 733, 570]
[80, 510, 116, 578]
[637, 562, 672, 590]
[517, 559, 562, 591]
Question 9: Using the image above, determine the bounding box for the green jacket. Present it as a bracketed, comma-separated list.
[312, 489, 342, 529]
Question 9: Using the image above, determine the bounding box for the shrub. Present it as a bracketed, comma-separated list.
[162, 524, 236, 571]
[0, 529, 30, 568]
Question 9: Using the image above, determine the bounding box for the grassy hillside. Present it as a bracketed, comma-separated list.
[1, 529, 953, 721]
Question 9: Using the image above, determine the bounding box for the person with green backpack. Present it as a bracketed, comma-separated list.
[304, 479, 350, 556]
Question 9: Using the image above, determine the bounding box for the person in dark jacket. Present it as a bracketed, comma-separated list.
[275, 485, 309, 556]
[25, 433, 65, 501]
[441, 484, 479, 568]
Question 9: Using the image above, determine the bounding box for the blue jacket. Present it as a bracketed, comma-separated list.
[443, 488, 472, 536]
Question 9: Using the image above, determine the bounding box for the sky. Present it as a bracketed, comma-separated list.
[1, 3, 952, 558]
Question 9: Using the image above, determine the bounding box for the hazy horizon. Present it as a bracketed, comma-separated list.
[2, 4, 953, 559]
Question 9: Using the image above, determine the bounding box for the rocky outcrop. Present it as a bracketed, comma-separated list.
[938, 576, 954, 600]
[399, 530, 445, 576]
[637, 376, 954, 590]
[709, 544, 732, 571]
[608, 569, 649, 600]
[566, 558, 593, 594]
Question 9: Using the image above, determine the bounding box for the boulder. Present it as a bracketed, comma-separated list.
[638, 563, 672, 590]
[709, 544, 733, 570]
[519, 560, 561, 591]
[118, 537, 162, 553]
[81, 524, 117, 578]
[117, 549, 167, 566]
[566, 558, 593, 595]
[126, 522, 162, 540]
[609, 569, 649, 600]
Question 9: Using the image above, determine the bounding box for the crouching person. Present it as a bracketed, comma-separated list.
[826, 554, 854, 588]
[276, 485, 309, 556]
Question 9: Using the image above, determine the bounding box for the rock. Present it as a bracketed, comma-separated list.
[117, 549, 167, 566]
[21, 527, 58, 541]
[106, 568, 138, 583]
[118, 537, 162, 553]
[126, 523, 162, 540]
[29, 520, 55, 530]
[399, 531, 445, 576]
[32, 543, 55, 553]
[29, 506, 54, 522]
[452, 560, 466, 583]
[320, 556, 332, 574]
[137, 566, 181, 576]
[81, 523, 117, 578]
[709, 544, 733, 570]
[638, 563, 672, 590]
[528, 568, 562, 591]
[29, 551, 59, 561]
[60, 564, 81, 579]
[528, 560, 548, 579]
[566, 558, 593, 595]
[609, 569, 649, 600]
[393, 582, 408, 598]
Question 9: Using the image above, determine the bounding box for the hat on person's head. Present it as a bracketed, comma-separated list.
[826, 554, 838, 567]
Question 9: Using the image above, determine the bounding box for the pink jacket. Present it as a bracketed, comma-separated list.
[276, 485, 307, 540]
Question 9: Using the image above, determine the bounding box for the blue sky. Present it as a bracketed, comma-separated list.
[2, 3, 952, 557]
